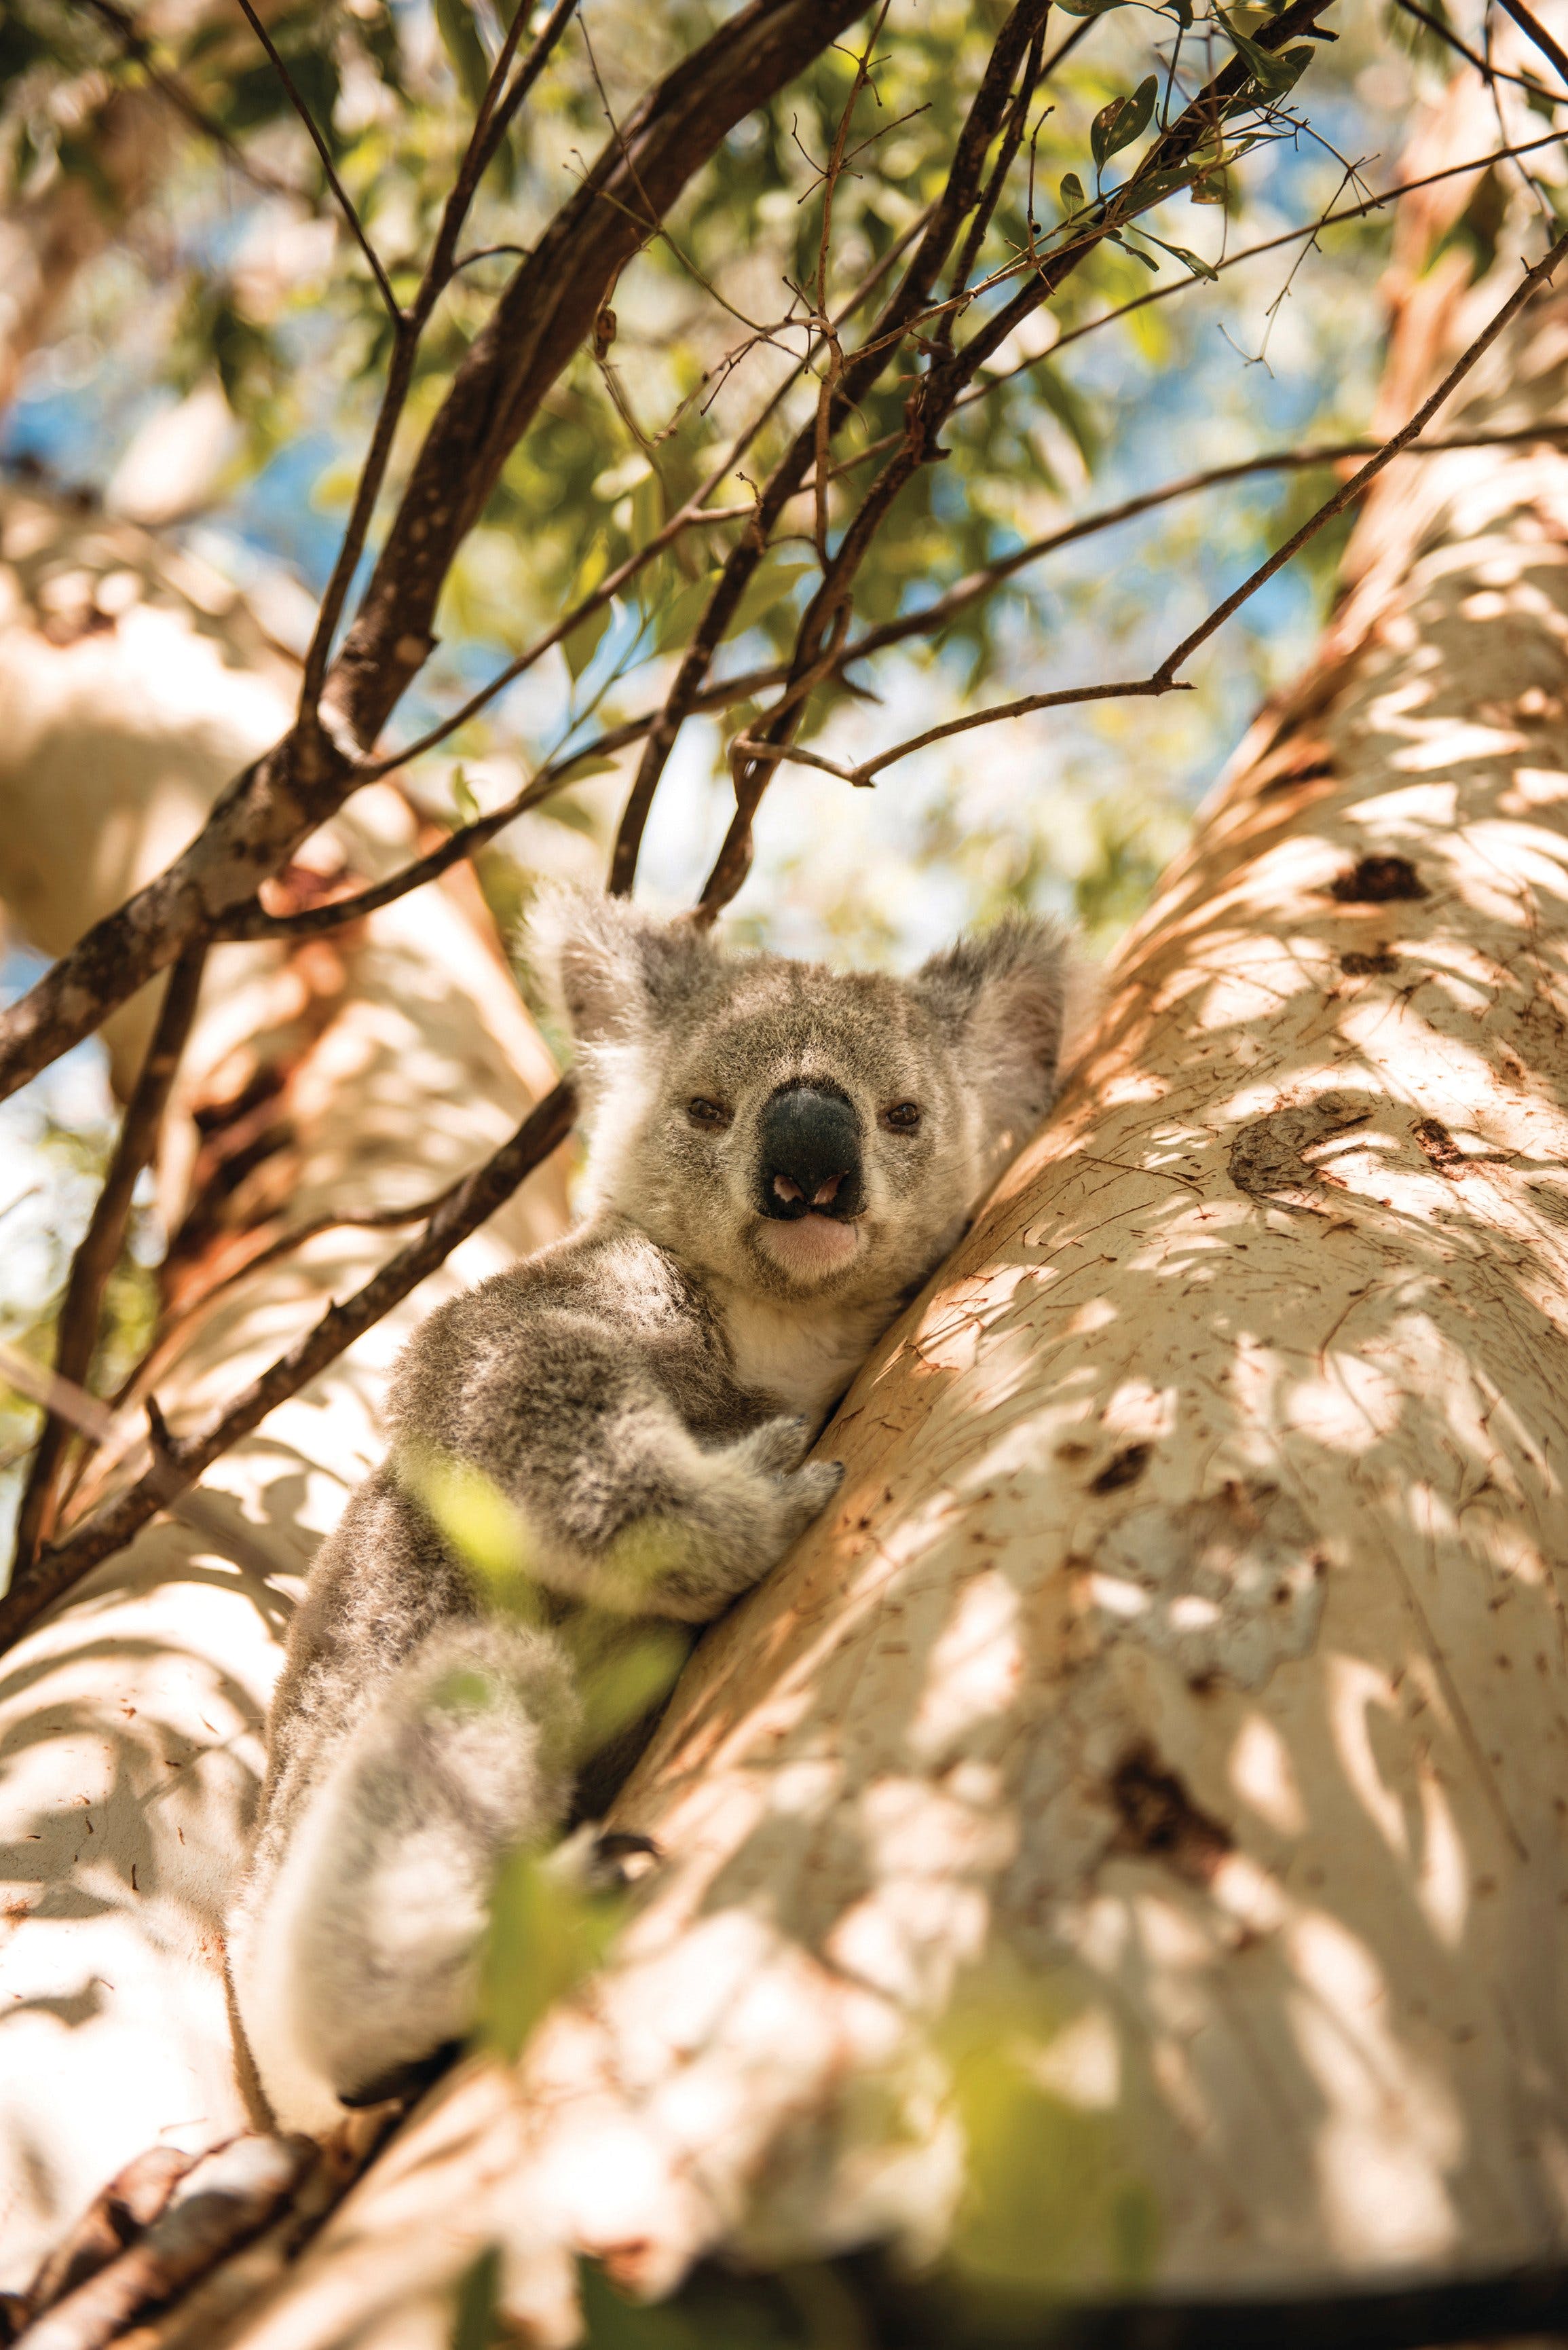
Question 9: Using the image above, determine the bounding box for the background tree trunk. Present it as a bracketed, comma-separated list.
[182, 67, 1568, 2348]
[0, 485, 569, 2292]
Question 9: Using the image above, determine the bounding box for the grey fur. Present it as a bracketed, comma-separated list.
[229, 890, 1069, 2132]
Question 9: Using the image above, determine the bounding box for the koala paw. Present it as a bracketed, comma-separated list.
[777, 1456, 845, 1537]
[736, 1413, 813, 1477]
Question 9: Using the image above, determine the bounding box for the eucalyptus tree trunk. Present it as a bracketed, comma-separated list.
[0, 488, 568, 2294]
[193, 77, 1568, 2350]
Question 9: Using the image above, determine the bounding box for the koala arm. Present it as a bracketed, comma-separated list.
[389, 1251, 843, 1623]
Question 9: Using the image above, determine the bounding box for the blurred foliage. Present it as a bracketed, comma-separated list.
[0, 0, 1494, 978]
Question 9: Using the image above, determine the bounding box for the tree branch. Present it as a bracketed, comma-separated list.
[753, 225, 1568, 790]
[0, 0, 873, 1112]
[607, 0, 1060, 894]
[696, 0, 1342, 917]
[1495, 0, 1568, 92]
[9, 944, 206, 1579]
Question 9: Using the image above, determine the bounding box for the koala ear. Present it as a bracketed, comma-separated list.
[913, 911, 1072, 1160]
[525, 884, 722, 1050]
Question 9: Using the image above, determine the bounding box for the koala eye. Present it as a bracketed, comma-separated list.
[686, 1097, 731, 1128]
[883, 1101, 922, 1132]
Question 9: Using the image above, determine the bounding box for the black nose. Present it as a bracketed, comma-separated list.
[758, 1084, 863, 1222]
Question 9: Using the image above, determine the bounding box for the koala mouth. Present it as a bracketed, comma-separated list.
[756, 1212, 863, 1280]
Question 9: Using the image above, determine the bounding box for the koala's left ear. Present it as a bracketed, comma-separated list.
[912, 911, 1072, 1161]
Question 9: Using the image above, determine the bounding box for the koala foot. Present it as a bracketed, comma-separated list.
[548, 1823, 662, 1895]
[338, 2038, 462, 2109]
[776, 1456, 845, 1539]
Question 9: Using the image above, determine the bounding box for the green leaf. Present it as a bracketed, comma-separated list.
[1034, 364, 1100, 468]
[1138, 232, 1218, 281]
[1218, 12, 1311, 94]
[451, 2247, 502, 2350]
[1052, 0, 1132, 16]
[451, 765, 480, 826]
[563, 598, 612, 682]
[1090, 75, 1157, 172]
[433, 0, 492, 109]
[1108, 229, 1160, 272]
[1059, 171, 1086, 217]
[730, 551, 816, 640]
[553, 750, 621, 783]
[480, 1850, 623, 2062]
[654, 568, 721, 654]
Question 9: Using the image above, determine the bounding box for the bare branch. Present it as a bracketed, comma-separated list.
[843, 422, 1568, 661]
[1394, 0, 1548, 93]
[9, 944, 206, 1578]
[231, 0, 403, 325]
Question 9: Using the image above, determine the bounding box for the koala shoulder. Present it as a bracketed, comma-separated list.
[385, 1223, 714, 1442]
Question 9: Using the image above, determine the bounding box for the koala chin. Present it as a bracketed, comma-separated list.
[227, 887, 1070, 2133]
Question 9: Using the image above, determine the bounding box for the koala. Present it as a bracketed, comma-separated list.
[227, 888, 1069, 2135]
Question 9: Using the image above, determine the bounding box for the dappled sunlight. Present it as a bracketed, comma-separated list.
[416, 386, 1568, 2305]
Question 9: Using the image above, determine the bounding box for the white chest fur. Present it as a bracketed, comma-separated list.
[717, 1287, 889, 1425]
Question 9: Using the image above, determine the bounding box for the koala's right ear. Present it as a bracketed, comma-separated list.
[525, 885, 722, 1049]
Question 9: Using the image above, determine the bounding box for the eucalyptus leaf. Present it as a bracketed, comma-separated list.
[730, 551, 817, 639]
[563, 598, 612, 682]
[1091, 75, 1157, 172]
[451, 766, 481, 826]
[655, 569, 722, 654]
[433, 0, 491, 109]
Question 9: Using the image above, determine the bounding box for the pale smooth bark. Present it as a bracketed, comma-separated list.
[199, 76, 1568, 2350]
[0, 490, 569, 2291]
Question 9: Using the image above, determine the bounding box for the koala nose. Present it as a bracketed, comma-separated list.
[758, 1084, 864, 1222]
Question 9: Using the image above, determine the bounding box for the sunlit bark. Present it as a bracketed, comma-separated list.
[0, 490, 568, 2290]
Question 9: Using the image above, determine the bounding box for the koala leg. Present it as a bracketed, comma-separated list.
[581, 1407, 844, 1623]
[229, 1617, 579, 2133]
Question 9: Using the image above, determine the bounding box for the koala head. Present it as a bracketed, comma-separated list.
[528, 887, 1070, 1312]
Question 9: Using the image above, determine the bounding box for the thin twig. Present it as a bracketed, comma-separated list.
[295, 0, 580, 721]
[231, 0, 402, 323]
[842, 423, 1568, 661]
[0, 1340, 291, 1587]
[608, 0, 1060, 895]
[0, 1081, 578, 1650]
[10, 945, 206, 1579]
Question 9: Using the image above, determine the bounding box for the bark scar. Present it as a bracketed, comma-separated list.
[1228, 1089, 1373, 1215]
